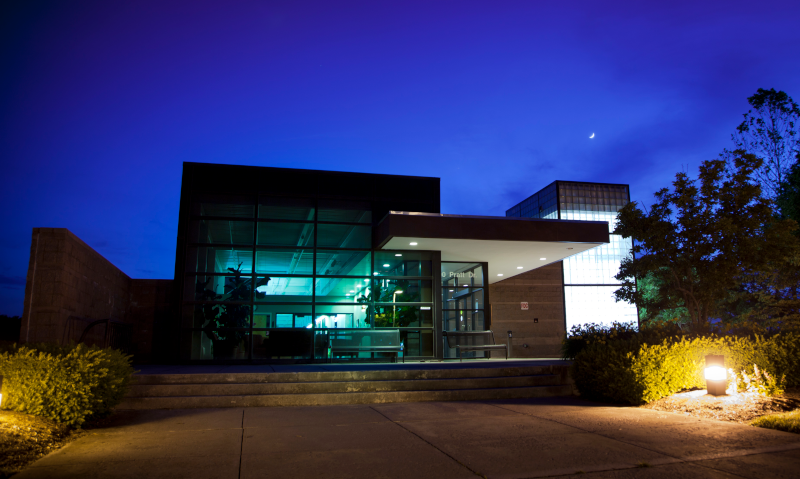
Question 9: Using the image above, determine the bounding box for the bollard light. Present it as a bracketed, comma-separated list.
[704, 354, 727, 396]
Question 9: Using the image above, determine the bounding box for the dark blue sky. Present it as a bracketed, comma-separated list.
[2, 0, 799, 315]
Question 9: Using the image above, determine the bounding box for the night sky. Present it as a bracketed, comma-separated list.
[2, 0, 799, 316]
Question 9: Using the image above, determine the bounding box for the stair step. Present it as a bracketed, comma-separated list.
[130, 365, 569, 385]
[117, 384, 574, 409]
[126, 374, 562, 397]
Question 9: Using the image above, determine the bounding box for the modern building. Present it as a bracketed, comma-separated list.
[506, 181, 639, 331]
[21, 163, 624, 363]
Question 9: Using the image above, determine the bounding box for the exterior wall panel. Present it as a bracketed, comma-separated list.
[488, 262, 565, 358]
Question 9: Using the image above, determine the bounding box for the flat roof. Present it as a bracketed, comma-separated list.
[375, 211, 609, 283]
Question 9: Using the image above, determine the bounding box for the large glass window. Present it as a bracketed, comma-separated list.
[257, 222, 314, 247]
[315, 304, 370, 329]
[192, 194, 255, 218]
[258, 197, 315, 221]
[187, 246, 253, 274]
[315, 250, 371, 276]
[316, 224, 371, 248]
[254, 276, 313, 301]
[190, 220, 254, 244]
[318, 200, 371, 223]
[252, 304, 313, 329]
[255, 248, 313, 275]
[183, 196, 436, 361]
[315, 277, 372, 303]
[374, 251, 433, 276]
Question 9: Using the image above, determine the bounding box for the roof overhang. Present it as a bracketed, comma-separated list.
[375, 212, 609, 284]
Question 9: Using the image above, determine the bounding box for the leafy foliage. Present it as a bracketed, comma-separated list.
[731, 364, 785, 396]
[725, 88, 800, 201]
[0, 343, 135, 427]
[570, 332, 799, 405]
[614, 152, 800, 330]
[776, 153, 800, 225]
[194, 264, 269, 359]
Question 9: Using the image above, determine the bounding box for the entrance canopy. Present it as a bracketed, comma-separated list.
[375, 212, 609, 284]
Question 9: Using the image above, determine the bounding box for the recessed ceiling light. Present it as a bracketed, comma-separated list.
[395, 254, 402, 257]
[540, 257, 546, 260]
[373, 272, 379, 275]
[462, 284, 468, 287]
[409, 242, 418, 246]
[449, 289, 454, 292]
[349, 290, 355, 293]
[345, 294, 350, 296]
[364, 279, 370, 282]
[517, 266, 523, 269]
[383, 264, 390, 267]
[497, 273, 503, 277]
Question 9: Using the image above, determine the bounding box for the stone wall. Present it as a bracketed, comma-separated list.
[488, 262, 565, 358]
[20, 228, 170, 362]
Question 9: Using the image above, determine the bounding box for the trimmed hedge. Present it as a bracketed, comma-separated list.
[0, 343, 135, 427]
[570, 331, 800, 405]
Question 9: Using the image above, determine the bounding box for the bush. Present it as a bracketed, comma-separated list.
[570, 332, 800, 405]
[561, 321, 684, 360]
[0, 343, 134, 427]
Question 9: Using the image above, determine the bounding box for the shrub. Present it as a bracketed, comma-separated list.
[570, 332, 799, 405]
[561, 321, 684, 360]
[0, 343, 134, 427]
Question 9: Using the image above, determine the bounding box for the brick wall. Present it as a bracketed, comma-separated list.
[20, 228, 171, 363]
[488, 262, 565, 358]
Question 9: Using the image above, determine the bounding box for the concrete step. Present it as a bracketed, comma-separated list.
[119, 364, 574, 409]
[126, 374, 563, 397]
[130, 365, 569, 385]
[117, 384, 574, 409]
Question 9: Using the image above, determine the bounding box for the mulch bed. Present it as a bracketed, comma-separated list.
[0, 410, 85, 478]
[641, 387, 800, 424]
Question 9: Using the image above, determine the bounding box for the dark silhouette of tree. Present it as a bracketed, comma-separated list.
[614, 152, 799, 330]
[725, 88, 800, 201]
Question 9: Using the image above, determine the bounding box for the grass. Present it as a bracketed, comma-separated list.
[751, 409, 800, 434]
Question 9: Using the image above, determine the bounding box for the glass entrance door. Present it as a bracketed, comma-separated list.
[441, 262, 486, 359]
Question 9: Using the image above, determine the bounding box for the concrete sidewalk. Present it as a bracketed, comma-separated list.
[15, 397, 800, 478]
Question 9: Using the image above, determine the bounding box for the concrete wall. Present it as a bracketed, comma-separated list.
[488, 262, 565, 358]
[20, 228, 170, 362]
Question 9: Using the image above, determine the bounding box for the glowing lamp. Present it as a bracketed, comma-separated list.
[704, 354, 727, 396]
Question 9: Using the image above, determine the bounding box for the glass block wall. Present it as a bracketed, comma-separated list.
[506, 181, 638, 331]
[182, 194, 435, 361]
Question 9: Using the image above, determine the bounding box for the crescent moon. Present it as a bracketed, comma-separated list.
[589, 133, 595, 138]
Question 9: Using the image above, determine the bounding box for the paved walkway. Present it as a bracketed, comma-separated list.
[16, 397, 800, 478]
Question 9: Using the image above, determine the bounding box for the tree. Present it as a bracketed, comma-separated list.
[725, 88, 800, 201]
[613, 152, 799, 330]
[776, 152, 800, 225]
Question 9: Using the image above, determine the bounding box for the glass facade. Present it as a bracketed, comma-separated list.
[441, 262, 487, 358]
[182, 194, 436, 361]
[506, 181, 638, 330]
